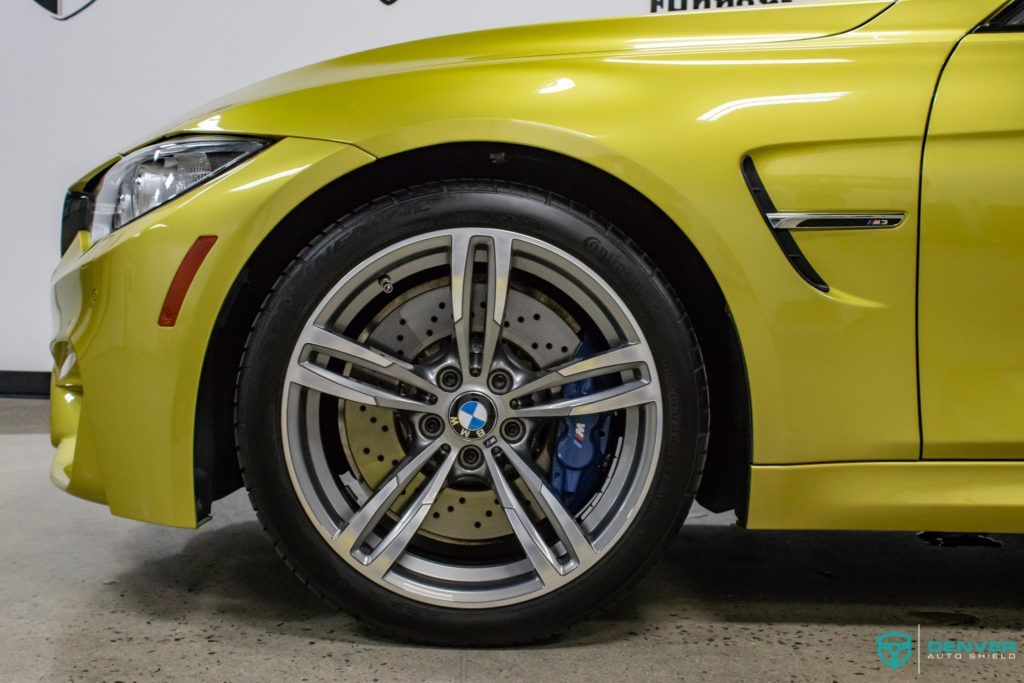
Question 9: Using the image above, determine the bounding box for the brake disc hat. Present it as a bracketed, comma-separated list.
[342, 280, 584, 542]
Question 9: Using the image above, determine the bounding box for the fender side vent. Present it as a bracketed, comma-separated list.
[740, 156, 830, 293]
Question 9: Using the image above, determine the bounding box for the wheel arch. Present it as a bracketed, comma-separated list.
[194, 142, 751, 521]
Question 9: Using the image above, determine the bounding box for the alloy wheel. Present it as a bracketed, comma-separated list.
[280, 228, 662, 608]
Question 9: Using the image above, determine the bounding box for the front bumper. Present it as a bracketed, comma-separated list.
[49, 137, 375, 528]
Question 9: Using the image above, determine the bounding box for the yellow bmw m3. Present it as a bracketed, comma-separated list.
[49, 0, 1024, 644]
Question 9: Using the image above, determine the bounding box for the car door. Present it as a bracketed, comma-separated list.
[919, 0, 1024, 459]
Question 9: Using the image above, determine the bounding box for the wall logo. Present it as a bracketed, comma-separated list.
[373, 0, 808, 10]
[33, 0, 98, 20]
[651, 0, 794, 11]
[877, 632, 914, 671]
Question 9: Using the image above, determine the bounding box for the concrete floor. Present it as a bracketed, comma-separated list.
[2, 399, 1022, 682]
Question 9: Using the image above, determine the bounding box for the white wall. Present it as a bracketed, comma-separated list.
[0, 0, 823, 371]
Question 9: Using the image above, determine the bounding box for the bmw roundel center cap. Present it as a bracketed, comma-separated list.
[449, 393, 497, 440]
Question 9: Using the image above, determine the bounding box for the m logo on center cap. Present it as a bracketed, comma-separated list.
[449, 394, 495, 440]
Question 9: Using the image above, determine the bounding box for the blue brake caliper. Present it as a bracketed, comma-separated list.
[551, 339, 612, 513]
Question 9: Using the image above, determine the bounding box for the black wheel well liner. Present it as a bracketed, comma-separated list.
[193, 142, 751, 523]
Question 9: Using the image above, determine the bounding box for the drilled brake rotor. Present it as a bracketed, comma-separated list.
[341, 281, 579, 542]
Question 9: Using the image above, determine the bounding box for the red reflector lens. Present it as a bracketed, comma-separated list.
[158, 236, 218, 327]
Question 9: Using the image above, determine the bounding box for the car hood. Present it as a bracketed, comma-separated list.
[165, 0, 893, 147]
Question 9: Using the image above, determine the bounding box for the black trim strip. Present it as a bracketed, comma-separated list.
[974, 24, 1024, 33]
[0, 371, 50, 398]
[740, 156, 830, 293]
[975, 0, 1024, 32]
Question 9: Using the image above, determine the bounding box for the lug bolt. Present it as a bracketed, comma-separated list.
[488, 369, 513, 394]
[438, 367, 462, 391]
[500, 419, 525, 442]
[458, 446, 483, 469]
[420, 415, 444, 438]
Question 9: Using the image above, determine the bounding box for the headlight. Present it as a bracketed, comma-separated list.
[90, 136, 269, 244]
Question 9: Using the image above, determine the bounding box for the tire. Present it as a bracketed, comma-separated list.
[235, 180, 709, 645]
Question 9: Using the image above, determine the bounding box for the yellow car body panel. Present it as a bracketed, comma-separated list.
[748, 461, 1024, 533]
[50, 0, 1024, 532]
[918, 32, 1024, 460]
